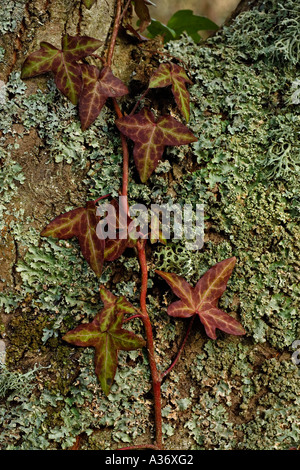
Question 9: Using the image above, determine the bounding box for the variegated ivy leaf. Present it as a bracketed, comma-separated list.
[82, 0, 96, 9]
[149, 63, 193, 121]
[156, 257, 246, 340]
[40, 201, 105, 277]
[21, 34, 102, 104]
[63, 286, 145, 395]
[79, 65, 128, 130]
[115, 107, 197, 182]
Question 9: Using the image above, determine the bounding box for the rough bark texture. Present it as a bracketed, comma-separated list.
[0, 0, 299, 450]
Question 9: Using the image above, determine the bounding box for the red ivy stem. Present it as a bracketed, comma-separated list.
[130, 88, 149, 115]
[119, 0, 132, 22]
[89, 53, 105, 64]
[106, 0, 122, 67]
[160, 316, 195, 380]
[123, 314, 143, 322]
[137, 239, 163, 450]
[93, 193, 111, 203]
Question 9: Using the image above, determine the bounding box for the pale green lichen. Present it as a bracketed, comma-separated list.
[0, 47, 5, 63]
[189, 340, 300, 450]
[0, 0, 27, 35]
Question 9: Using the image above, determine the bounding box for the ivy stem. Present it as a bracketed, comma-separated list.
[160, 316, 195, 380]
[119, 0, 132, 22]
[130, 88, 150, 115]
[106, 0, 122, 67]
[123, 314, 143, 322]
[93, 193, 111, 203]
[136, 239, 163, 450]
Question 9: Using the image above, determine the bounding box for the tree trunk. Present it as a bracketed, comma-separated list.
[0, 0, 299, 451]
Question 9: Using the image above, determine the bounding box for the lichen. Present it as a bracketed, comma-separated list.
[0, 0, 27, 35]
[189, 340, 300, 449]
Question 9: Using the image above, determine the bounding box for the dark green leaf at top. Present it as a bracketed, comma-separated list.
[146, 19, 176, 43]
[146, 10, 218, 44]
[167, 10, 219, 42]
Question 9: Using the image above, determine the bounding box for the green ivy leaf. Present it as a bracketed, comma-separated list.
[146, 19, 176, 43]
[167, 9, 219, 42]
[146, 10, 219, 43]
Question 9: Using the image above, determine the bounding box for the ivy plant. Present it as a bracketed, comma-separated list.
[20, 0, 246, 450]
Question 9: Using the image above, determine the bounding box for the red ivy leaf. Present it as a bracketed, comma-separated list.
[41, 201, 105, 277]
[79, 65, 106, 131]
[156, 257, 246, 340]
[21, 34, 102, 104]
[149, 63, 193, 121]
[98, 66, 129, 98]
[115, 107, 197, 182]
[63, 287, 145, 395]
[98, 198, 135, 261]
[79, 65, 128, 130]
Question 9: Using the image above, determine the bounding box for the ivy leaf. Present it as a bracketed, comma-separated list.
[21, 34, 102, 104]
[63, 287, 145, 395]
[99, 285, 138, 316]
[149, 63, 193, 121]
[167, 10, 218, 43]
[146, 19, 176, 43]
[41, 201, 105, 277]
[156, 257, 246, 340]
[21, 42, 61, 78]
[115, 107, 197, 182]
[79, 65, 128, 130]
[146, 10, 218, 44]
[82, 0, 96, 9]
[98, 198, 135, 261]
[79, 65, 107, 131]
[133, 0, 154, 32]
